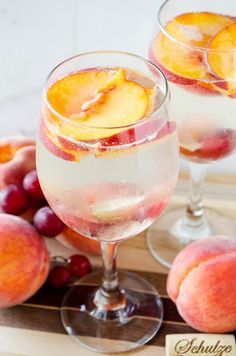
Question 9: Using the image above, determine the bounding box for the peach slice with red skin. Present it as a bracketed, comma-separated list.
[39, 121, 75, 161]
[46, 68, 152, 141]
[40, 120, 88, 162]
[42, 67, 172, 159]
[98, 118, 171, 149]
[149, 48, 196, 86]
[208, 22, 236, 96]
[54, 181, 173, 238]
[57, 135, 88, 153]
[96, 121, 177, 160]
[167, 236, 236, 332]
[151, 12, 234, 94]
[180, 128, 236, 162]
[42, 119, 176, 162]
[41, 117, 175, 162]
[59, 117, 174, 157]
[150, 45, 222, 96]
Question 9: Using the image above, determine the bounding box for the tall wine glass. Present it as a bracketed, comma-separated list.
[148, 0, 236, 268]
[36, 51, 179, 353]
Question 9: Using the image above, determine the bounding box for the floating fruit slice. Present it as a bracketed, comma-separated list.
[95, 121, 176, 159]
[180, 128, 236, 161]
[48, 69, 112, 116]
[39, 121, 87, 162]
[90, 195, 144, 223]
[151, 12, 233, 83]
[39, 122, 74, 161]
[99, 116, 166, 149]
[208, 22, 236, 96]
[47, 68, 152, 140]
[95, 68, 126, 93]
[80, 182, 144, 224]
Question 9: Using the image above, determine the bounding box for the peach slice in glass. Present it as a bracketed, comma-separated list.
[95, 121, 176, 159]
[47, 69, 152, 141]
[208, 22, 236, 96]
[152, 12, 233, 84]
[39, 121, 87, 162]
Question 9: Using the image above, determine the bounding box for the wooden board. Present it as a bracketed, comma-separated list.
[0, 172, 235, 355]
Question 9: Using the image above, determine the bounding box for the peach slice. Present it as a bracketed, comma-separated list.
[98, 117, 167, 149]
[71, 182, 144, 224]
[180, 128, 236, 162]
[39, 120, 88, 162]
[46, 68, 152, 140]
[39, 121, 75, 161]
[79, 69, 126, 113]
[57, 135, 89, 153]
[76, 181, 172, 224]
[95, 121, 176, 159]
[208, 22, 236, 96]
[48, 69, 111, 116]
[151, 12, 233, 84]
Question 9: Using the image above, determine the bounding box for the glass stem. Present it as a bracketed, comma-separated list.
[94, 241, 126, 311]
[186, 162, 208, 225]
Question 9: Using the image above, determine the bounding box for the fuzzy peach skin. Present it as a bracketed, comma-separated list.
[0, 136, 35, 160]
[0, 213, 49, 308]
[167, 236, 236, 333]
[0, 140, 36, 188]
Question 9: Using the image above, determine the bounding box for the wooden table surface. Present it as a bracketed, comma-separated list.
[0, 172, 236, 356]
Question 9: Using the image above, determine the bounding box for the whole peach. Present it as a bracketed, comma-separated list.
[0, 145, 36, 188]
[0, 213, 49, 308]
[167, 236, 236, 333]
[0, 136, 35, 161]
[0, 136, 36, 188]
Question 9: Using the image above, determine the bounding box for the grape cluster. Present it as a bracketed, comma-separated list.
[0, 170, 64, 236]
[48, 255, 91, 288]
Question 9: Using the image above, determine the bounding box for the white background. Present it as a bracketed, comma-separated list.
[0, 0, 235, 175]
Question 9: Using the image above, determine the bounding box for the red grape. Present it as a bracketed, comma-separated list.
[48, 266, 71, 288]
[68, 254, 91, 277]
[28, 195, 47, 209]
[33, 206, 65, 237]
[0, 184, 28, 215]
[23, 170, 45, 200]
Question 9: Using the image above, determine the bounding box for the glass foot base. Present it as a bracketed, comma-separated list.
[61, 270, 163, 353]
[147, 206, 236, 269]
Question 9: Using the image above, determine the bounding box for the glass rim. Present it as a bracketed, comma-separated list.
[158, 0, 236, 53]
[43, 50, 169, 130]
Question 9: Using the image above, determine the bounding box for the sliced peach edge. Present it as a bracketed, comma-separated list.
[151, 12, 234, 95]
[207, 21, 236, 96]
[47, 69, 152, 141]
[40, 120, 87, 162]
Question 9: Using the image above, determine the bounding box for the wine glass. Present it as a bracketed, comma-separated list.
[148, 0, 236, 268]
[36, 51, 179, 353]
